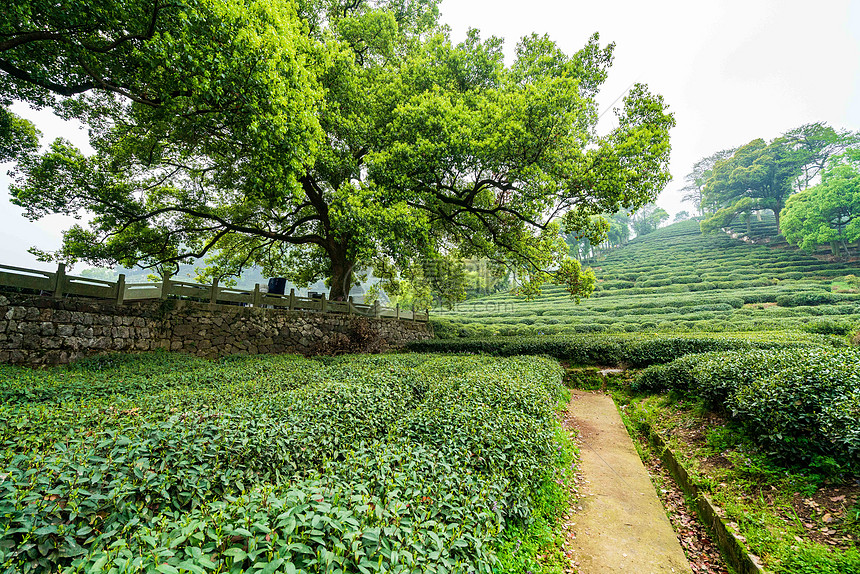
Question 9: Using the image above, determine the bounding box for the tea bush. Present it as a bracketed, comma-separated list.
[633, 348, 860, 467]
[408, 331, 842, 367]
[733, 352, 860, 463]
[0, 352, 567, 573]
[801, 318, 856, 335]
[776, 292, 856, 307]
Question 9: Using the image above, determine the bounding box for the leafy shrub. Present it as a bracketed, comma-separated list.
[565, 368, 605, 390]
[778, 271, 805, 280]
[819, 390, 860, 464]
[732, 351, 860, 463]
[637, 278, 673, 287]
[633, 348, 860, 467]
[408, 332, 840, 368]
[688, 281, 717, 291]
[633, 349, 799, 403]
[64, 442, 508, 574]
[633, 355, 698, 392]
[0, 352, 568, 573]
[777, 292, 846, 307]
[802, 318, 855, 336]
[672, 275, 703, 284]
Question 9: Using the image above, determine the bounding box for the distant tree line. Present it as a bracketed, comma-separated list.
[682, 122, 860, 258]
[565, 202, 671, 261]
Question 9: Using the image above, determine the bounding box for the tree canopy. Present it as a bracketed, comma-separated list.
[696, 123, 859, 234]
[782, 122, 860, 192]
[0, 106, 38, 162]
[679, 147, 736, 216]
[781, 151, 860, 256]
[630, 203, 669, 237]
[6, 0, 675, 300]
[701, 138, 802, 231]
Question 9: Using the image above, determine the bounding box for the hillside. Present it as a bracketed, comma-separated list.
[434, 219, 860, 337]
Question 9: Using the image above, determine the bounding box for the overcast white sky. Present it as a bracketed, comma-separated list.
[1, 0, 859, 269]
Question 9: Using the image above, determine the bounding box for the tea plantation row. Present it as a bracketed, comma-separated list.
[634, 347, 860, 469]
[433, 219, 860, 336]
[0, 352, 568, 573]
[407, 331, 845, 367]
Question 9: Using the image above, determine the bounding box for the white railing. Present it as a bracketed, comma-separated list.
[0, 262, 429, 322]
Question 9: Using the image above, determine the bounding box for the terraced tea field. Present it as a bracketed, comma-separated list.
[434, 219, 860, 337]
[0, 352, 571, 573]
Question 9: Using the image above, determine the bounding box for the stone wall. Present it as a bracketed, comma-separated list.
[0, 293, 433, 365]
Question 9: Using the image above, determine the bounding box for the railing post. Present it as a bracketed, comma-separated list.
[209, 277, 219, 305]
[288, 288, 296, 311]
[411, 303, 416, 322]
[425, 308, 429, 322]
[160, 272, 172, 300]
[253, 283, 262, 307]
[53, 262, 66, 299]
[395, 303, 400, 320]
[320, 293, 327, 313]
[348, 296, 354, 315]
[374, 300, 381, 318]
[115, 274, 126, 306]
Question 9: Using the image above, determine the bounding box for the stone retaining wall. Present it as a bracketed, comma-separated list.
[0, 293, 433, 365]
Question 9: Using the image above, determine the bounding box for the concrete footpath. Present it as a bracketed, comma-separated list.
[567, 391, 692, 574]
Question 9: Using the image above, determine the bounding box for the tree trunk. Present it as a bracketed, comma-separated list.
[328, 255, 355, 301]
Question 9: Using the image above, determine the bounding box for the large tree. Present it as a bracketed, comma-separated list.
[7, 0, 674, 300]
[606, 211, 632, 247]
[0, 107, 38, 161]
[701, 138, 803, 231]
[699, 123, 859, 234]
[1, 0, 161, 155]
[781, 151, 860, 257]
[679, 147, 737, 215]
[5, 0, 325, 272]
[630, 203, 668, 237]
[2, 0, 320, 159]
[781, 122, 860, 192]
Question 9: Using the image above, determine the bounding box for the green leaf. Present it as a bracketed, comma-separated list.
[224, 548, 248, 562]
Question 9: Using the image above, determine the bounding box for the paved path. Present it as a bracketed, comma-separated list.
[567, 391, 692, 574]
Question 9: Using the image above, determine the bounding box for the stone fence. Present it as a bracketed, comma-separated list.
[0, 293, 433, 365]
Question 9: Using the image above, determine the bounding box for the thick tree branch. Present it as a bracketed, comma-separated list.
[0, 58, 96, 95]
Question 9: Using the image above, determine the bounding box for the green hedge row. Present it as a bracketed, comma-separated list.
[776, 292, 860, 307]
[633, 349, 860, 467]
[407, 332, 843, 368]
[0, 352, 567, 573]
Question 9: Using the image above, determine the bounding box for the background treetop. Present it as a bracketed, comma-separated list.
[695, 123, 860, 235]
[781, 149, 860, 257]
